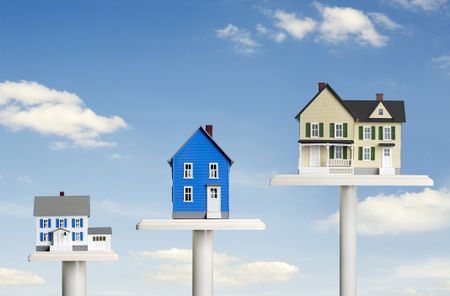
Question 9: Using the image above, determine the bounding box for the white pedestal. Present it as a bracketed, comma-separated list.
[29, 251, 119, 296]
[137, 219, 265, 296]
[270, 174, 433, 296]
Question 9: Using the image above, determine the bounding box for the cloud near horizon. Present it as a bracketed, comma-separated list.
[0, 268, 45, 286]
[133, 248, 299, 287]
[315, 188, 450, 235]
[0, 80, 128, 149]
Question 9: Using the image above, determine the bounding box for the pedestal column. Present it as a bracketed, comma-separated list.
[62, 261, 86, 296]
[192, 230, 213, 296]
[340, 186, 357, 296]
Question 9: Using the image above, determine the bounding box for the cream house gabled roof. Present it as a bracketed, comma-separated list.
[295, 83, 406, 123]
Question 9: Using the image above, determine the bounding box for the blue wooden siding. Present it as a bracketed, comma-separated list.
[172, 130, 230, 214]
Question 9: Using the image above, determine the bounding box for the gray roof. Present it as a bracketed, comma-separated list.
[88, 227, 112, 235]
[34, 196, 90, 217]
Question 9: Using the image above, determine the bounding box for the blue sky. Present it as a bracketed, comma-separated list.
[0, 0, 450, 295]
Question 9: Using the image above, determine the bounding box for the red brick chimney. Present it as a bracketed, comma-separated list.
[205, 125, 213, 137]
[318, 82, 327, 93]
[59, 191, 64, 197]
[376, 93, 384, 101]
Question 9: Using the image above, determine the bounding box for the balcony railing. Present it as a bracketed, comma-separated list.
[327, 159, 352, 167]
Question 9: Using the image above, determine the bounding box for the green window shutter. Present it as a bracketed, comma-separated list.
[343, 146, 348, 159]
[359, 126, 363, 140]
[379, 126, 383, 140]
[371, 126, 376, 140]
[319, 123, 324, 137]
[329, 123, 335, 138]
[306, 123, 310, 138]
[343, 123, 348, 138]
[329, 146, 334, 159]
[358, 147, 363, 160]
[371, 147, 375, 161]
[391, 126, 396, 140]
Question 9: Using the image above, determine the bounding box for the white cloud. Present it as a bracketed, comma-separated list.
[368, 12, 403, 30]
[0, 202, 32, 216]
[314, 2, 388, 47]
[316, 188, 450, 235]
[16, 175, 33, 184]
[105, 153, 133, 161]
[394, 257, 450, 278]
[136, 248, 299, 287]
[216, 24, 259, 54]
[272, 10, 317, 40]
[0, 268, 45, 286]
[0, 80, 128, 149]
[389, 0, 447, 11]
[255, 24, 287, 43]
[432, 54, 450, 74]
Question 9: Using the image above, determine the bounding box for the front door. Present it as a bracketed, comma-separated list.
[382, 147, 392, 168]
[207, 186, 221, 219]
[309, 146, 320, 167]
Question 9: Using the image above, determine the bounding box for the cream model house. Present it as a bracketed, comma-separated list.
[296, 83, 405, 175]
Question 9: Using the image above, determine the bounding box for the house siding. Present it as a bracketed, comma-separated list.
[35, 215, 89, 247]
[172, 130, 230, 216]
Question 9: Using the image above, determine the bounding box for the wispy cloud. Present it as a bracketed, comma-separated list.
[315, 188, 450, 235]
[0, 80, 128, 149]
[393, 257, 450, 279]
[0, 268, 45, 286]
[105, 153, 133, 161]
[16, 175, 33, 184]
[368, 12, 403, 30]
[432, 54, 450, 75]
[0, 202, 32, 216]
[134, 248, 299, 287]
[272, 10, 317, 40]
[216, 24, 259, 54]
[255, 24, 287, 43]
[314, 2, 388, 47]
[388, 0, 447, 11]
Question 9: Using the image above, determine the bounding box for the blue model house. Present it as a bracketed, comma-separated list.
[169, 125, 233, 219]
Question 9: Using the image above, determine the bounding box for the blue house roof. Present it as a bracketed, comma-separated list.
[168, 126, 233, 166]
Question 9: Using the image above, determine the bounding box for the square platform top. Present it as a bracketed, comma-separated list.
[270, 174, 433, 187]
[28, 251, 119, 262]
[136, 219, 266, 231]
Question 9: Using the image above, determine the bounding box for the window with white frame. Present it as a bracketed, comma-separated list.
[363, 126, 371, 140]
[75, 219, 81, 228]
[363, 147, 371, 161]
[59, 219, 65, 227]
[209, 163, 218, 179]
[335, 123, 343, 138]
[311, 123, 319, 138]
[383, 127, 391, 140]
[184, 163, 193, 179]
[184, 186, 193, 202]
[378, 108, 383, 115]
[43, 219, 49, 228]
[335, 146, 343, 159]
[43, 233, 48, 241]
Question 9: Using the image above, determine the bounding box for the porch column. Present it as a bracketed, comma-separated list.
[326, 145, 330, 167]
[298, 143, 302, 174]
[350, 145, 354, 165]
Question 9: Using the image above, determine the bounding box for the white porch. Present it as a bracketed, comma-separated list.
[298, 143, 354, 175]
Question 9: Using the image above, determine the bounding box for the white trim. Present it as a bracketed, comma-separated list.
[335, 146, 343, 159]
[311, 122, 320, 138]
[363, 147, 371, 161]
[183, 163, 193, 179]
[183, 186, 193, 202]
[383, 126, 391, 140]
[335, 123, 343, 138]
[363, 126, 371, 140]
[209, 163, 219, 179]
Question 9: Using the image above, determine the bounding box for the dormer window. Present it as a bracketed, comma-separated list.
[378, 108, 383, 115]
[209, 163, 219, 179]
[184, 163, 193, 179]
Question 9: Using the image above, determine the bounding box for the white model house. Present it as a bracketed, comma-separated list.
[34, 192, 112, 252]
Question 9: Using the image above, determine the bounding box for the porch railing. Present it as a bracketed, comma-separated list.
[328, 159, 352, 167]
